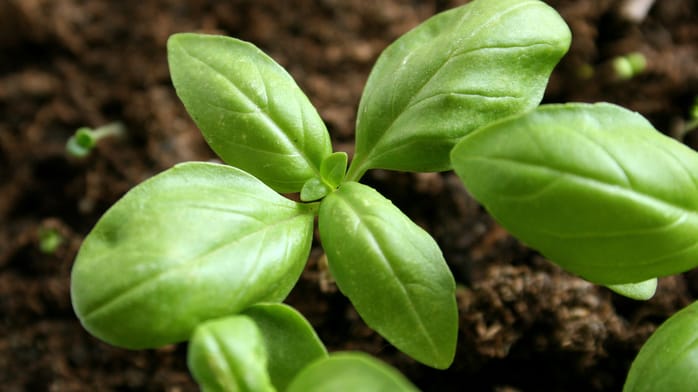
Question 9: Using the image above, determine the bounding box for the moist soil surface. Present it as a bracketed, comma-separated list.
[1, 0, 697, 391]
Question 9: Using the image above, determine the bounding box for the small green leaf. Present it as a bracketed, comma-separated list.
[71, 162, 314, 349]
[452, 103, 698, 284]
[347, 0, 571, 179]
[624, 300, 698, 392]
[318, 182, 457, 369]
[300, 177, 330, 202]
[168, 33, 332, 193]
[188, 315, 275, 392]
[243, 303, 328, 390]
[286, 352, 420, 392]
[320, 152, 348, 188]
[606, 278, 657, 301]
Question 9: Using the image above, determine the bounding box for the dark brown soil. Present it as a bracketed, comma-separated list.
[1, 0, 697, 391]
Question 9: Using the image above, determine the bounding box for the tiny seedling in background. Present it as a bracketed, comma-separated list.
[612, 52, 647, 80]
[66, 122, 125, 158]
[38, 227, 63, 254]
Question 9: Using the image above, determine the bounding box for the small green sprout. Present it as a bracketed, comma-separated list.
[612, 52, 647, 80]
[38, 227, 63, 254]
[66, 122, 125, 158]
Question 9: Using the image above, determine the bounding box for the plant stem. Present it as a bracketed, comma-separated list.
[344, 158, 368, 183]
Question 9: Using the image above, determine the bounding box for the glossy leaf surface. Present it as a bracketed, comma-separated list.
[318, 182, 457, 369]
[320, 152, 348, 188]
[624, 300, 698, 392]
[243, 303, 328, 391]
[286, 352, 420, 392]
[168, 33, 332, 193]
[348, 0, 571, 179]
[71, 162, 314, 349]
[452, 103, 698, 284]
[188, 316, 275, 392]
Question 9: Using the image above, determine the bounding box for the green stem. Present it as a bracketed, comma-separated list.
[92, 122, 126, 140]
[66, 122, 126, 158]
[344, 157, 368, 183]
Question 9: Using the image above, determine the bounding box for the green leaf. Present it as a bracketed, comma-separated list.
[168, 33, 332, 193]
[606, 278, 657, 301]
[452, 103, 698, 284]
[318, 182, 457, 369]
[320, 152, 348, 188]
[286, 352, 420, 392]
[188, 315, 275, 392]
[243, 303, 328, 390]
[624, 300, 698, 392]
[347, 0, 571, 180]
[301, 152, 348, 201]
[70, 162, 314, 349]
[300, 177, 330, 202]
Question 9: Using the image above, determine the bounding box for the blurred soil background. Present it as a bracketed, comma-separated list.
[0, 0, 697, 391]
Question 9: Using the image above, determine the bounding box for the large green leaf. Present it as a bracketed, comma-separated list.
[71, 162, 314, 349]
[243, 303, 328, 391]
[624, 300, 698, 392]
[168, 33, 332, 193]
[188, 315, 275, 392]
[452, 103, 698, 284]
[286, 352, 420, 392]
[347, 0, 570, 180]
[318, 182, 457, 369]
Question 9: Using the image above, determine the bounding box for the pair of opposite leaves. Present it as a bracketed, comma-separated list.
[71, 0, 572, 371]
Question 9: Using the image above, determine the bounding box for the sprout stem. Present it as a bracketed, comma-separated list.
[66, 122, 126, 158]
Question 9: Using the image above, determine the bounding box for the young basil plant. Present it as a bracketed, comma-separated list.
[188, 303, 418, 392]
[188, 303, 327, 391]
[70, 0, 572, 379]
[623, 299, 698, 392]
[189, 314, 275, 392]
[451, 103, 698, 285]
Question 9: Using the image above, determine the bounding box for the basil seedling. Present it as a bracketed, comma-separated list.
[70, 0, 571, 386]
[66, 122, 125, 158]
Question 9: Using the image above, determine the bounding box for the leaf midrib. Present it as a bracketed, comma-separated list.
[357, 0, 547, 162]
[334, 194, 442, 363]
[176, 41, 321, 179]
[464, 155, 698, 220]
